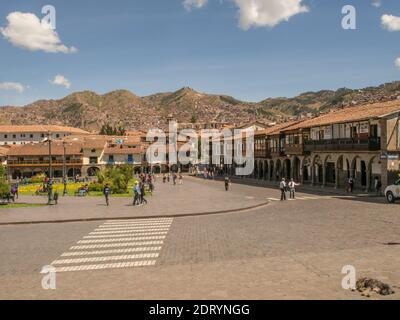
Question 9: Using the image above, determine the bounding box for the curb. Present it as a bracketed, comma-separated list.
[0, 201, 270, 226]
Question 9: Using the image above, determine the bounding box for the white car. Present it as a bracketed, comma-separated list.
[384, 180, 400, 203]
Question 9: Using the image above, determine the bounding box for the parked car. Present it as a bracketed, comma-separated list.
[384, 180, 400, 203]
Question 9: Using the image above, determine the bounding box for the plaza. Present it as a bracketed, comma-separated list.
[0, 177, 399, 299]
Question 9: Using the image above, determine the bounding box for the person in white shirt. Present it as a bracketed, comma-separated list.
[280, 178, 287, 201]
[288, 178, 300, 199]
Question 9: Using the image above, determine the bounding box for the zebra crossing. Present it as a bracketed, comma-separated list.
[42, 217, 173, 273]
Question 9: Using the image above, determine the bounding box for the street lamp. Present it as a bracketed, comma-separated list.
[46, 131, 53, 181]
[62, 141, 67, 196]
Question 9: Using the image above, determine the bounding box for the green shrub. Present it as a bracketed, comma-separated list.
[88, 182, 104, 192]
[93, 165, 134, 194]
[30, 173, 47, 184]
[0, 180, 10, 198]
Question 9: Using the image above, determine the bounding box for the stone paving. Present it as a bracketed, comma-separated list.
[0, 177, 268, 224]
[0, 178, 399, 299]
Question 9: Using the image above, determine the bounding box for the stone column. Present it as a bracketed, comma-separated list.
[335, 167, 339, 189]
[365, 162, 371, 193]
[310, 165, 314, 186]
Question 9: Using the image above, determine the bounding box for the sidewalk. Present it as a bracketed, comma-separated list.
[205, 175, 382, 198]
[0, 178, 269, 225]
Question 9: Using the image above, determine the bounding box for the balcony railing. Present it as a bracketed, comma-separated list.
[285, 144, 305, 155]
[7, 159, 83, 166]
[304, 138, 381, 152]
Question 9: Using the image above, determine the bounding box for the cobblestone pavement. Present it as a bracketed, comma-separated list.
[0, 178, 268, 224]
[0, 179, 399, 299]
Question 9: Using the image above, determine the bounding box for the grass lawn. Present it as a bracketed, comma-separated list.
[0, 203, 46, 209]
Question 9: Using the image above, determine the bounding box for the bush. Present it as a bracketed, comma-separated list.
[30, 173, 47, 184]
[93, 165, 134, 194]
[88, 182, 104, 192]
[0, 180, 10, 198]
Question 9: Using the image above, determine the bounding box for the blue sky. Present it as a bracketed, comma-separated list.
[0, 0, 399, 106]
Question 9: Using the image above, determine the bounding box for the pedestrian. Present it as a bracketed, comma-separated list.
[162, 174, 166, 184]
[140, 182, 148, 204]
[172, 173, 177, 186]
[53, 191, 59, 205]
[280, 178, 287, 201]
[348, 177, 355, 193]
[374, 176, 382, 196]
[288, 179, 300, 199]
[103, 183, 111, 206]
[178, 173, 183, 185]
[167, 173, 170, 183]
[14, 183, 19, 199]
[47, 180, 53, 205]
[224, 176, 231, 191]
[133, 181, 141, 205]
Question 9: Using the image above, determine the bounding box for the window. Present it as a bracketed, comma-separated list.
[12, 134, 16, 139]
[108, 155, 114, 163]
[89, 157, 98, 164]
[56, 134, 60, 138]
[4, 135, 7, 139]
[30, 134, 34, 138]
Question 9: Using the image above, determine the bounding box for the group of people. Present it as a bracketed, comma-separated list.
[279, 178, 300, 201]
[162, 173, 183, 186]
[102, 173, 155, 207]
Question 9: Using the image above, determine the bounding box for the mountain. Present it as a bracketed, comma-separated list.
[1, 82, 400, 132]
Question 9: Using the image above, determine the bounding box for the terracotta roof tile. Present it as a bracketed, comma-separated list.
[0, 125, 89, 134]
[282, 100, 400, 131]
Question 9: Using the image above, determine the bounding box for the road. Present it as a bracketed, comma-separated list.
[0, 179, 399, 299]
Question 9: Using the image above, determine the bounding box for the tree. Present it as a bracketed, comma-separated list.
[0, 165, 10, 198]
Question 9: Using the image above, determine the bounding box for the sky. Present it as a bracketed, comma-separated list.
[0, 0, 399, 106]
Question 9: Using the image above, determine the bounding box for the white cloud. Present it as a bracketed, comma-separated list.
[381, 14, 400, 32]
[0, 82, 25, 93]
[395, 57, 400, 69]
[234, 0, 309, 30]
[0, 12, 77, 53]
[183, 0, 208, 11]
[372, 0, 382, 8]
[50, 75, 71, 89]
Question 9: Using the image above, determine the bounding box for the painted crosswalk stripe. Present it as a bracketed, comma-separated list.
[47, 218, 173, 273]
[104, 219, 173, 225]
[50, 260, 157, 273]
[52, 253, 160, 265]
[90, 228, 170, 235]
[84, 232, 168, 239]
[61, 247, 162, 257]
[267, 198, 280, 201]
[70, 240, 164, 250]
[78, 236, 166, 244]
[99, 222, 172, 228]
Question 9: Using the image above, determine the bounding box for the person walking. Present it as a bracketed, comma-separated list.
[348, 176, 355, 193]
[224, 176, 231, 191]
[162, 174, 166, 184]
[288, 179, 300, 199]
[280, 178, 287, 201]
[53, 191, 59, 205]
[140, 182, 148, 204]
[172, 173, 177, 186]
[103, 184, 111, 206]
[14, 183, 19, 199]
[178, 173, 183, 185]
[374, 176, 382, 196]
[133, 182, 141, 206]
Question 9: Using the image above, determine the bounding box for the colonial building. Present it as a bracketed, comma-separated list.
[217, 100, 400, 191]
[0, 125, 90, 146]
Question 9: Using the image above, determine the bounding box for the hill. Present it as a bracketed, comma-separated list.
[1, 81, 400, 132]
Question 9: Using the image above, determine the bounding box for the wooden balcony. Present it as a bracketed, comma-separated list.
[304, 138, 381, 152]
[7, 159, 83, 167]
[285, 144, 305, 155]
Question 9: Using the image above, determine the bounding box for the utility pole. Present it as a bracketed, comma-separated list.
[63, 141, 67, 196]
[47, 131, 53, 180]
